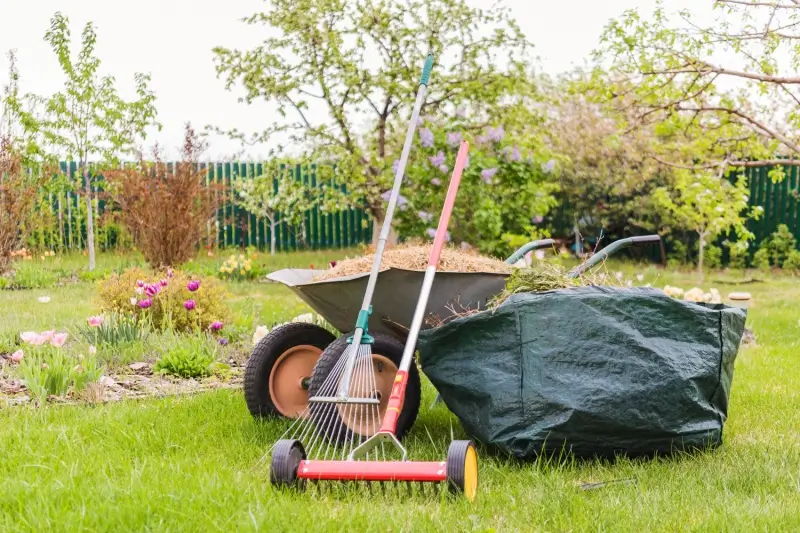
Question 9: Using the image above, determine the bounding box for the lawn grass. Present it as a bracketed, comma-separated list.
[2, 254, 800, 531]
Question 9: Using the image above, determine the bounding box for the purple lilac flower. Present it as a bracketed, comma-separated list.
[138, 298, 153, 309]
[532, 215, 544, 224]
[510, 145, 521, 162]
[431, 178, 441, 186]
[477, 135, 489, 145]
[186, 280, 200, 292]
[418, 211, 433, 222]
[455, 106, 466, 118]
[380, 191, 408, 209]
[417, 116, 424, 127]
[218, 338, 229, 346]
[184, 299, 196, 311]
[438, 164, 449, 174]
[426, 228, 437, 239]
[488, 125, 505, 142]
[429, 151, 445, 167]
[446, 132, 463, 147]
[419, 128, 434, 148]
[210, 321, 224, 331]
[392, 159, 400, 175]
[542, 159, 556, 173]
[481, 168, 498, 184]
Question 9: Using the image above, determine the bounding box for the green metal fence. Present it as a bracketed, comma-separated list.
[29, 161, 800, 254]
[32, 161, 374, 253]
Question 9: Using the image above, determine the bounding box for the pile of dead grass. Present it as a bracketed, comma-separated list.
[312, 244, 512, 281]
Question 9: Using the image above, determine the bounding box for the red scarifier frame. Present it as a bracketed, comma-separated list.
[293, 142, 471, 485]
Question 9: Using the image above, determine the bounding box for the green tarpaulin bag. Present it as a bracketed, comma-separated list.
[418, 286, 747, 459]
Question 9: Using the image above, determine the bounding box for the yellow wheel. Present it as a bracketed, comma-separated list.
[446, 440, 478, 501]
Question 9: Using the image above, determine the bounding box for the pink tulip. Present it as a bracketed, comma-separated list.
[50, 332, 68, 347]
[137, 280, 144, 287]
[10, 350, 23, 363]
[88, 345, 97, 355]
[145, 284, 161, 297]
[210, 321, 223, 331]
[20, 331, 38, 343]
[40, 330, 55, 341]
[186, 280, 200, 292]
[139, 298, 153, 309]
[167, 268, 174, 278]
[87, 315, 104, 327]
[135, 287, 144, 295]
[160, 279, 168, 287]
[184, 299, 196, 311]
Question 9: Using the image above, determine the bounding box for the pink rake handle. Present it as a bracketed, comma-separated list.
[428, 141, 469, 268]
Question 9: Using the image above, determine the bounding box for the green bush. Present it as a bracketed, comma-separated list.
[154, 336, 217, 379]
[727, 244, 749, 270]
[753, 248, 771, 271]
[668, 241, 688, 265]
[783, 249, 800, 273]
[764, 224, 797, 267]
[703, 244, 722, 269]
[97, 267, 229, 333]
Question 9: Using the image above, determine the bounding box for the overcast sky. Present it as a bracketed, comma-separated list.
[0, 0, 713, 159]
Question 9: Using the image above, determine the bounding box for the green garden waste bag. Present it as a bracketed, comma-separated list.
[417, 286, 747, 459]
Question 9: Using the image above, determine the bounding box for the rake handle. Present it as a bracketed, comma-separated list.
[428, 141, 469, 267]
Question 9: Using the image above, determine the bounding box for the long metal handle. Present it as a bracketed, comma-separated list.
[505, 239, 557, 264]
[567, 235, 661, 278]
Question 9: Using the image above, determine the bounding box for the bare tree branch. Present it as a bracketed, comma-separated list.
[715, 0, 800, 9]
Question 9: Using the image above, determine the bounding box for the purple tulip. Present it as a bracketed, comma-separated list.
[429, 151, 445, 167]
[160, 279, 168, 287]
[210, 321, 224, 331]
[481, 168, 498, 184]
[186, 280, 200, 292]
[136, 280, 144, 288]
[184, 299, 196, 311]
[488, 125, 505, 142]
[431, 178, 441, 186]
[138, 298, 153, 309]
[419, 128, 434, 148]
[145, 284, 161, 297]
[218, 338, 229, 346]
[167, 268, 174, 278]
[446, 132, 462, 147]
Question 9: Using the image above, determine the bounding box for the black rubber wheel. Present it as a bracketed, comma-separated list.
[270, 439, 306, 489]
[446, 440, 478, 501]
[307, 332, 421, 443]
[243, 322, 336, 419]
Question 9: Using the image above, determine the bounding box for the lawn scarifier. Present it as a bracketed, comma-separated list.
[271, 141, 479, 500]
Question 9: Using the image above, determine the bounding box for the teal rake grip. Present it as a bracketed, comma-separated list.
[420, 54, 434, 86]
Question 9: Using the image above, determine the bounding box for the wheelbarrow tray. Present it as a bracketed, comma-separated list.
[267, 267, 509, 340]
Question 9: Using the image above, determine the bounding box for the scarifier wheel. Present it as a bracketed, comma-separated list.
[244, 323, 336, 419]
[270, 439, 307, 489]
[446, 440, 478, 501]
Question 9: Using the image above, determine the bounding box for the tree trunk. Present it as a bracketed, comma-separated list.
[697, 233, 705, 276]
[270, 217, 276, 255]
[371, 213, 398, 248]
[83, 164, 96, 271]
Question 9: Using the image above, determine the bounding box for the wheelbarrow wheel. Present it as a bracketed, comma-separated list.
[446, 440, 478, 501]
[307, 332, 421, 443]
[244, 322, 336, 419]
[270, 439, 306, 489]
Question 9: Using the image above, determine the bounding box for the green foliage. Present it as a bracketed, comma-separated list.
[2, 262, 60, 289]
[0, 332, 19, 354]
[17, 346, 103, 404]
[703, 244, 722, 270]
[212, 0, 537, 229]
[394, 118, 559, 257]
[726, 243, 749, 270]
[783, 249, 800, 273]
[154, 336, 217, 379]
[668, 240, 689, 265]
[753, 248, 771, 271]
[763, 224, 797, 268]
[652, 170, 760, 272]
[74, 313, 148, 347]
[97, 267, 229, 333]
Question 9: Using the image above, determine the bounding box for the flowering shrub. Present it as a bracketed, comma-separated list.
[395, 117, 559, 257]
[97, 267, 229, 333]
[218, 252, 262, 281]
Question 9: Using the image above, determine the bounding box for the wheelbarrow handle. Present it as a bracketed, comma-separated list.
[505, 239, 557, 264]
[567, 235, 661, 278]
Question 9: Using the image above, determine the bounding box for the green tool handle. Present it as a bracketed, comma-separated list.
[567, 235, 661, 279]
[505, 239, 557, 264]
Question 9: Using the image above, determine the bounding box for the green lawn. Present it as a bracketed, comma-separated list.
[2, 254, 800, 531]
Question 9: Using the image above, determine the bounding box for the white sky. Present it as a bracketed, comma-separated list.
[0, 0, 713, 159]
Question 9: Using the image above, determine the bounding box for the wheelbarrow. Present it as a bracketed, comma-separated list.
[243, 235, 661, 429]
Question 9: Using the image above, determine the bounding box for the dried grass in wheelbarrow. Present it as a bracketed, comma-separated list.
[313, 244, 512, 282]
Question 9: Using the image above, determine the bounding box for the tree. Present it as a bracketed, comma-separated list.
[597, 0, 800, 177]
[235, 162, 319, 255]
[16, 12, 160, 270]
[212, 0, 536, 243]
[652, 168, 761, 273]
